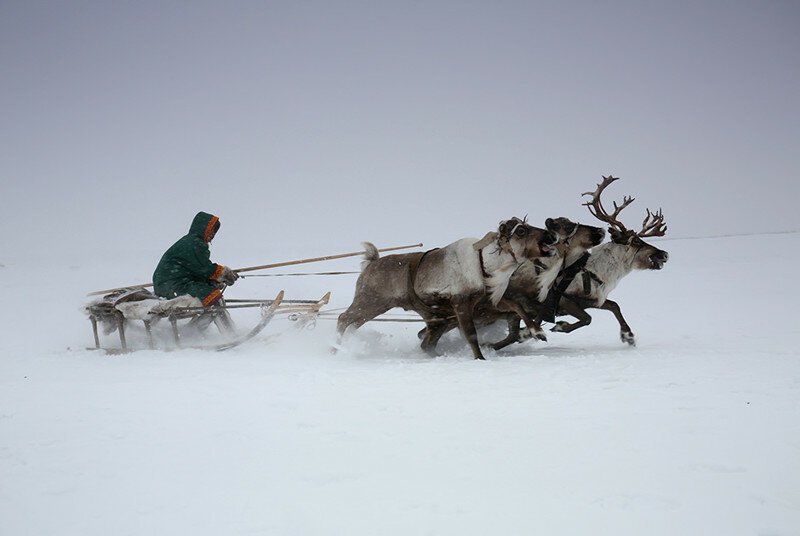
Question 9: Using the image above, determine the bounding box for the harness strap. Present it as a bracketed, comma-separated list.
[553, 252, 591, 296]
[478, 249, 491, 278]
[505, 245, 518, 264]
[407, 248, 440, 317]
[581, 270, 604, 296]
[496, 234, 518, 264]
[542, 252, 590, 321]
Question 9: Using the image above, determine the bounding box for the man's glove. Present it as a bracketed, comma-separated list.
[215, 265, 239, 286]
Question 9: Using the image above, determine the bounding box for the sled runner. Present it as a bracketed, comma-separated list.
[84, 288, 330, 353]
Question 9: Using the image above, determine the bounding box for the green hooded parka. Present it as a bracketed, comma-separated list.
[152, 211, 225, 305]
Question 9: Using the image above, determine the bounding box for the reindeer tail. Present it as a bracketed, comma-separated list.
[361, 241, 380, 270]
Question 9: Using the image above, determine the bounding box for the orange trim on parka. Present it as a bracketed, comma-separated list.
[203, 216, 220, 243]
[202, 288, 222, 306]
[210, 264, 224, 281]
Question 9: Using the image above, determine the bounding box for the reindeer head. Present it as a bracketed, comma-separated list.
[498, 216, 557, 259]
[582, 176, 669, 270]
[545, 217, 606, 251]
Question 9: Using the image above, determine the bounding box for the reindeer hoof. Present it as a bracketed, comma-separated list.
[520, 328, 543, 342]
[421, 345, 440, 357]
[551, 321, 569, 333]
[474, 355, 486, 360]
[519, 328, 547, 342]
[621, 331, 636, 346]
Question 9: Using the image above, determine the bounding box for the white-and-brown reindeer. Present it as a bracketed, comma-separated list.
[336, 218, 557, 360]
[417, 216, 606, 350]
[495, 175, 668, 349]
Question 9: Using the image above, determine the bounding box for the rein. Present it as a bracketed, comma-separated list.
[239, 271, 359, 277]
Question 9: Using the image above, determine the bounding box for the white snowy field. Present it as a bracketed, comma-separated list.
[1, 232, 798, 535]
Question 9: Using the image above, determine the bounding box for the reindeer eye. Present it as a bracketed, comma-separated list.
[515, 226, 527, 237]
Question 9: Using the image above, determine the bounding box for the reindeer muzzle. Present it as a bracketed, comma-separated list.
[539, 230, 557, 257]
[649, 250, 669, 270]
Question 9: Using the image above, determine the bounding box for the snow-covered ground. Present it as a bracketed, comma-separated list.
[1, 232, 798, 535]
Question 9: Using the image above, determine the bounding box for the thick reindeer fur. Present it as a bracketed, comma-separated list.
[537, 238, 668, 347]
[414, 238, 521, 306]
[489, 232, 668, 349]
[561, 240, 667, 305]
[337, 222, 556, 360]
[419, 219, 605, 346]
[516, 174, 671, 346]
[510, 219, 605, 304]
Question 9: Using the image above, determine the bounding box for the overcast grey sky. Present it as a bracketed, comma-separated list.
[2, 1, 798, 265]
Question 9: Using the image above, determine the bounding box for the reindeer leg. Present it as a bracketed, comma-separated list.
[498, 298, 546, 341]
[600, 299, 635, 346]
[551, 299, 593, 333]
[417, 326, 427, 340]
[337, 298, 387, 334]
[334, 302, 391, 352]
[419, 317, 451, 356]
[417, 317, 457, 341]
[452, 299, 484, 360]
[492, 314, 522, 351]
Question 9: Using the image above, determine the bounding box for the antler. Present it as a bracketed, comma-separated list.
[639, 208, 667, 237]
[582, 175, 635, 232]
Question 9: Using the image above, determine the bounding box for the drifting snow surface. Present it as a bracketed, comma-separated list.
[1, 233, 799, 535]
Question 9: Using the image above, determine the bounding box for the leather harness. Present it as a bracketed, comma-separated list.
[477, 249, 491, 278]
[407, 238, 531, 318]
[541, 252, 604, 321]
[407, 248, 440, 317]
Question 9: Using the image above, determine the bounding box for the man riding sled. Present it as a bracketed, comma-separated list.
[152, 211, 239, 307]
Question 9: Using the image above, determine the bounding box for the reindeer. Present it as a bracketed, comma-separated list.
[416, 216, 606, 350]
[500, 217, 606, 341]
[493, 176, 669, 349]
[336, 218, 557, 360]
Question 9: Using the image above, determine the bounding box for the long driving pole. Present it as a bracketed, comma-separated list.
[86, 243, 423, 296]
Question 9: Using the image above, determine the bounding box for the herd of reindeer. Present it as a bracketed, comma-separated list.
[336, 176, 669, 359]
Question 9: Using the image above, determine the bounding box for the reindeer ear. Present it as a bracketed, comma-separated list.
[473, 232, 498, 251]
[545, 218, 555, 230]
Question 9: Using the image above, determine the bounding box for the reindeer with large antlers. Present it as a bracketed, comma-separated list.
[529, 175, 669, 346]
[411, 176, 668, 352]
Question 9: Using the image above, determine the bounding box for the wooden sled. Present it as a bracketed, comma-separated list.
[84, 289, 330, 353]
